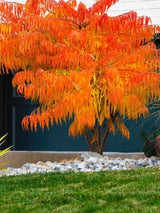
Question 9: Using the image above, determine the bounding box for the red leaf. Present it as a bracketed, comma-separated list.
[89, 0, 119, 15]
[78, 2, 87, 24]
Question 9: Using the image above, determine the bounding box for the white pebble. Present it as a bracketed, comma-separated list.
[1, 154, 160, 177]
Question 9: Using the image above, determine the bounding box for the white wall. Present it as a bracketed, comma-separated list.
[79, 0, 160, 25]
[108, 0, 160, 25]
[5, 0, 160, 25]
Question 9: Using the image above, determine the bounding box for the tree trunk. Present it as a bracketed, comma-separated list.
[83, 124, 110, 155]
[84, 113, 118, 155]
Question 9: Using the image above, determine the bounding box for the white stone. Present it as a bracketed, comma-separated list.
[0, 170, 8, 177]
[116, 157, 122, 160]
[125, 159, 136, 163]
[112, 159, 121, 165]
[141, 158, 149, 166]
[95, 168, 102, 172]
[70, 163, 78, 169]
[2, 156, 160, 177]
[82, 168, 92, 172]
[146, 165, 153, 168]
[112, 166, 119, 170]
[119, 161, 126, 167]
[107, 164, 114, 169]
[131, 164, 143, 169]
[60, 167, 69, 173]
[36, 161, 45, 165]
[77, 162, 87, 170]
[118, 166, 123, 170]
[122, 167, 127, 170]
[88, 165, 95, 170]
[102, 165, 110, 170]
[152, 159, 158, 165]
[106, 160, 114, 164]
[21, 163, 34, 169]
[80, 152, 103, 161]
[45, 161, 52, 164]
[44, 161, 54, 168]
[6, 167, 16, 172]
[54, 166, 61, 171]
[65, 165, 73, 171]
[103, 156, 110, 161]
[156, 161, 160, 166]
[137, 159, 143, 165]
[87, 157, 99, 164]
[147, 158, 153, 165]
[30, 168, 38, 174]
[93, 164, 102, 170]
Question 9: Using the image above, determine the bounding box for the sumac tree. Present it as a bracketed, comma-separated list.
[0, 0, 160, 154]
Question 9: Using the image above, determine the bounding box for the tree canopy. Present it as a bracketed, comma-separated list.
[0, 0, 160, 154]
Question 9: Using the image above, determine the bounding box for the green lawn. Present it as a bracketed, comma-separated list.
[0, 167, 160, 213]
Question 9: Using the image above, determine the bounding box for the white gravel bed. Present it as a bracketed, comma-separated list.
[0, 152, 160, 177]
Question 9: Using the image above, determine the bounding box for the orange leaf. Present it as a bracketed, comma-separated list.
[110, 88, 123, 105]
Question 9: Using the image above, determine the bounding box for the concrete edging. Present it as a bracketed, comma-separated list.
[0, 151, 145, 168]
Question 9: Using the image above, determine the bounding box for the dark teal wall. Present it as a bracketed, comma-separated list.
[12, 103, 160, 152]
[14, 105, 89, 151]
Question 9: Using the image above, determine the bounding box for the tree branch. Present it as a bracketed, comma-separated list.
[83, 128, 96, 152]
[91, 128, 100, 153]
[100, 113, 118, 155]
[100, 126, 110, 155]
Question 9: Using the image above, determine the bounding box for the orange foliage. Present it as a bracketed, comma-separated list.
[1, 0, 160, 153]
